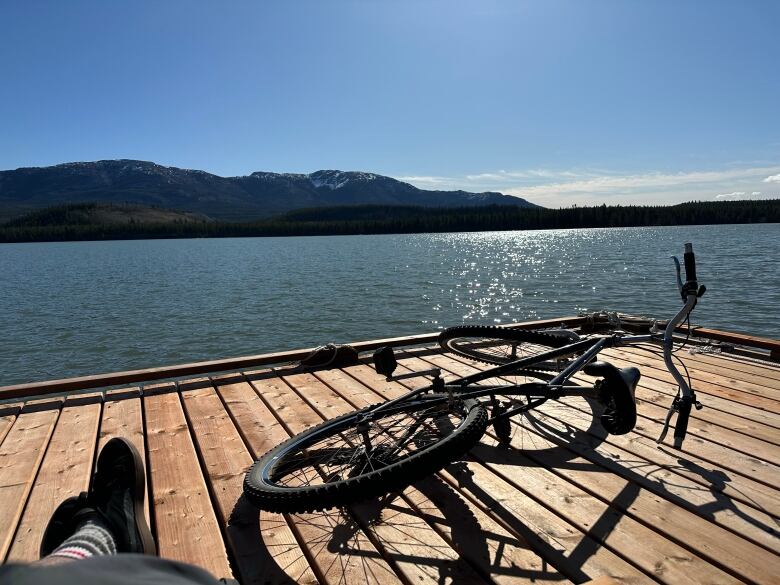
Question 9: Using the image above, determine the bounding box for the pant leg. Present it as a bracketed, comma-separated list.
[0, 554, 237, 585]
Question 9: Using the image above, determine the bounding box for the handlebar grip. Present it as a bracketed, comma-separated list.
[673, 398, 692, 449]
[683, 242, 697, 283]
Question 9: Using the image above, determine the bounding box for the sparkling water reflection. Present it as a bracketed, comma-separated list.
[1, 223, 778, 386]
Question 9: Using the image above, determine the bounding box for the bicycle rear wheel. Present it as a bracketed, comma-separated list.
[439, 325, 582, 369]
[439, 326, 607, 457]
[243, 394, 488, 513]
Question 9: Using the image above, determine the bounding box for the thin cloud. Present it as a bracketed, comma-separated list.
[396, 175, 454, 187]
[715, 191, 747, 200]
[397, 164, 780, 206]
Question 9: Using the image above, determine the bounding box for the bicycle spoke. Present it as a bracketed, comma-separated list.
[267, 401, 470, 489]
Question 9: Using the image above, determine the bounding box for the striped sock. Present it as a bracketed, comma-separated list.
[50, 516, 117, 561]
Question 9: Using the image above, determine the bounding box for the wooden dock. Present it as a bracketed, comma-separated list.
[1, 321, 779, 584]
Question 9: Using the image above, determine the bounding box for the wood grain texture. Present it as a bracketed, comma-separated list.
[227, 374, 402, 585]
[0, 407, 60, 560]
[144, 384, 232, 579]
[0, 404, 22, 448]
[181, 383, 317, 585]
[7, 398, 102, 561]
[99, 387, 150, 525]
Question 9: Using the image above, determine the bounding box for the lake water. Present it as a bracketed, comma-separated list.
[1, 224, 778, 387]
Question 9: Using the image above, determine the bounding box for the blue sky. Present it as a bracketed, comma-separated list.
[1, 1, 779, 207]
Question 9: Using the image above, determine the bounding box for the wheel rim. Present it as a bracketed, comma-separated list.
[262, 399, 473, 490]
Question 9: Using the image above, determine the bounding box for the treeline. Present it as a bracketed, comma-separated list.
[1, 199, 778, 243]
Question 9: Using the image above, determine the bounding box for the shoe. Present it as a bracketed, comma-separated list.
[40, 493, 95, 557]
[39, 437, 156, 557]
[90, 437, 156, 554]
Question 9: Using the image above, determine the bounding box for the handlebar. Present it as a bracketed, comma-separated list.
[673, 242, 705, 302]
[657, 242, 705, 449]
[683, 242, 697, 285]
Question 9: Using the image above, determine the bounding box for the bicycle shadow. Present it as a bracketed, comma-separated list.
[668, 451, 779, 533]
[232, 475, 565, 585]
[406, 350, 779, 548]
[469, 398, 779, 552]
[227, 494, 321, 585]
[444, 459, 640, 584]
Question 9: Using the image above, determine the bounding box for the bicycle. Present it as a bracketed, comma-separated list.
[243, 243, 707, 513]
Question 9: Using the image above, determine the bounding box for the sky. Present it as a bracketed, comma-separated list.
[1, 1, 779, 208]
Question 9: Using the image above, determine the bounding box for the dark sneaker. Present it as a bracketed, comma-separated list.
[39, 437, 155, 557]
[90, 437, 156, 554]
[40, 493, 96, 557]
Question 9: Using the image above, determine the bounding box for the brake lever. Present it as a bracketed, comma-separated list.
[656, 398, 677, 445]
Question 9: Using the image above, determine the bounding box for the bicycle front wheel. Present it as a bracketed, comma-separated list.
[243, 394, 488, 513]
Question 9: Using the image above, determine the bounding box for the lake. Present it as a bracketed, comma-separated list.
[1, 223, 778, 387]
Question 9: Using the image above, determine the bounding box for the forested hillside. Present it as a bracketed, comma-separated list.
[1, 199, 777, 243]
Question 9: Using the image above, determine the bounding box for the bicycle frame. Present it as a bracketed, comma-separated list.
[369, 243, 704, 448]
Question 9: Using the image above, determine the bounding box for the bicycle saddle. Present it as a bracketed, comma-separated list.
[584, 361, 640, 435]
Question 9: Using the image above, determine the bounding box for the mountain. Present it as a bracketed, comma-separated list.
[0, 160, 539, 222]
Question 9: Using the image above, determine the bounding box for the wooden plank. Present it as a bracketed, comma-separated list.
[220, 374, 401, 585]
[352, 493, 497, 585]
[181, 381, 318, 585]
[608, 345, 780, 396]
[491, 430, 780, 583]
[441, 460, 653, 584]
[584, 352, 780, 442]
[599, 351, 780, 431]
[400, 478, 568, 585]
[332, 365, 653, 583]
[143, 382, 232, 579]
[516, 403, 780, 552]
[7, 393, 102, 562]
[620, 346, 780, 391]
[430, 347, 780, 488]
[0, 316, 589, 400]
[678, 325, 780, 353]
[0, 403, 22, 448]
[0, 407, 60, 560]
[683, 350, 780, 381]
[605, 348, 780, 405]
[400, 350, 780, 518]
[422, 350, 780, 514]
[99, 387, 150, 525]
[213, 374, 292, 460]
[472, 441, 741, 585]
[412, 352, 780, 583]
